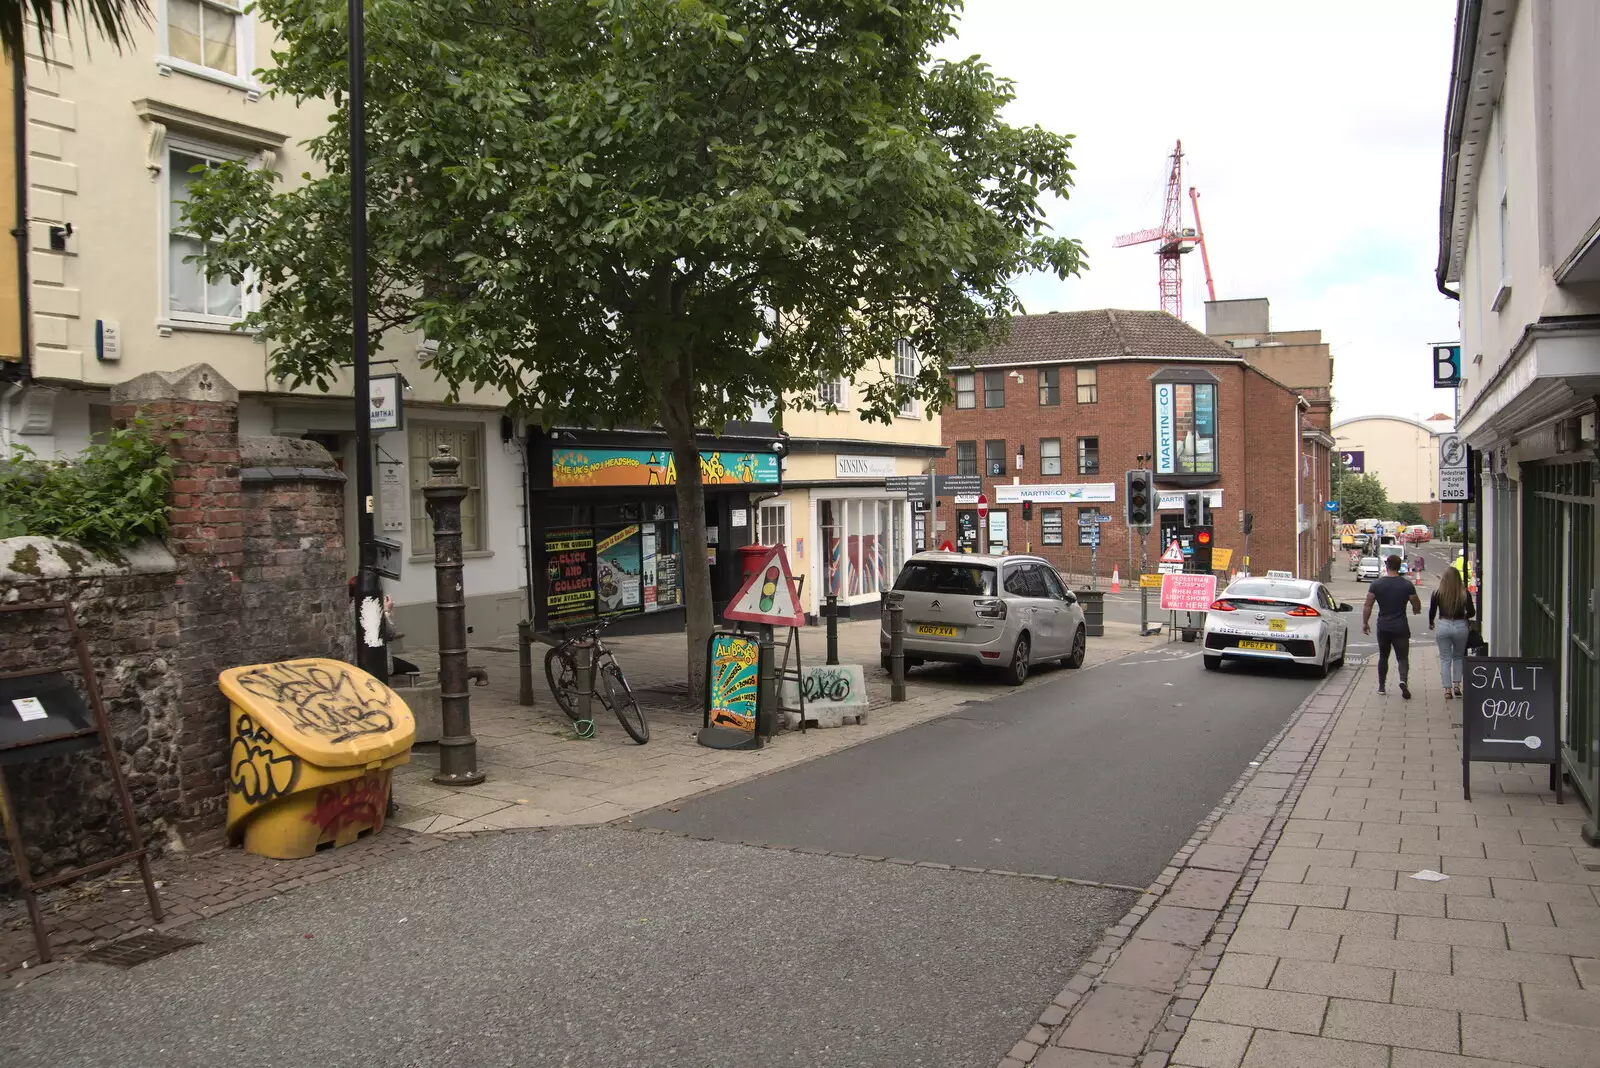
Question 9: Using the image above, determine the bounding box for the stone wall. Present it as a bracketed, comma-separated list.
[0, 540, 182, 877]
[0, 365, 351, 889]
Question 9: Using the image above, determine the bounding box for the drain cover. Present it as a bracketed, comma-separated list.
[83, 931, 200, 968]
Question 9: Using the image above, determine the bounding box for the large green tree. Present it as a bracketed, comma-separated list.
[182, 0, 1085, 700]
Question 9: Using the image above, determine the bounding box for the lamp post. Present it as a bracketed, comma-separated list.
[348, 0, 387, 681]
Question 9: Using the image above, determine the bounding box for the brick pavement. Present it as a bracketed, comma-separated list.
[1004, 639, 1600, 1068]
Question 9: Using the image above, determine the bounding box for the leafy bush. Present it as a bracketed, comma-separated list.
[1439, 521, 1460, 541]
[0, 421, 178, 550]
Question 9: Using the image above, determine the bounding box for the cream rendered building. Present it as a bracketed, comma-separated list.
[1330, 414, 1453, 511]
[0, 4, 527, 638]
[757, 350, 944, 620]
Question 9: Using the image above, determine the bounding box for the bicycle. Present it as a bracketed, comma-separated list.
[543, 618, 649, 744]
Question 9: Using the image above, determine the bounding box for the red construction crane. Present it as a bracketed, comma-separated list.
[1113, 140, 1213, 319]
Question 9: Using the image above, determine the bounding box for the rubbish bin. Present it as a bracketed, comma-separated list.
[1076, 588, 1105, 638]
[220, 658, 416, 859]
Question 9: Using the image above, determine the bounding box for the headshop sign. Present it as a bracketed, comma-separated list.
[1154, 382, 1177, 475]
[553, 448, 779, 488]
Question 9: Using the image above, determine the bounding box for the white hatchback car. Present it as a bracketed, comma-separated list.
[1201, 576, 1353, 677]
[1356, 556, 1382, 581]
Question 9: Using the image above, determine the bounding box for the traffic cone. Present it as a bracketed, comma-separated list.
[1110, 566, 1121, 593]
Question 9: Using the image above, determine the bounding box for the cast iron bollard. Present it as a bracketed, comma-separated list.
[517, 620, 535, 707]
[573, 641, 596, 738]
[825, 594, 839, 666]
[424, 445, 485, 786]
[889, 604, 906, 702]
[758, 625, 778, 737]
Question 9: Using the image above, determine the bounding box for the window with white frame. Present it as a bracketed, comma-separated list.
[410, 423, 486, 554]
[167, 143, 245, 324]
[758, 502, 788, 549]
[816, 378, 847, 409]
[954, 372, 975, 409]
[893, 338, 919, 417]
[162, 0, 251, 85]
[1495, 113, 1509, 288]
[1040, 437, 1062, 476]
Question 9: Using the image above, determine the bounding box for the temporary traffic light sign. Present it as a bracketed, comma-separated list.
[723, 545, 804, 626]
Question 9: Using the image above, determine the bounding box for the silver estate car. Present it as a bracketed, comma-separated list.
[880, 552, 1087, 685]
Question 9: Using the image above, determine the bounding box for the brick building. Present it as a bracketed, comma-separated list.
[934, 310, 1334, 582]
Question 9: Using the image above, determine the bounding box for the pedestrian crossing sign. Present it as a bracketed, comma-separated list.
[724, 545, 805, 626]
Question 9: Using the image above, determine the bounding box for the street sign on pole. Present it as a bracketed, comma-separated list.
[1432, 343, 1462, 388]
[1439, 434, 1471, 502]
[977, 494, 989, 521]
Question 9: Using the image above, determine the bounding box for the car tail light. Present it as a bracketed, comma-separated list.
[1287, 605, 1321, 617]
[974, 598, 1007, 620]
[1208, 600, 1236, 611]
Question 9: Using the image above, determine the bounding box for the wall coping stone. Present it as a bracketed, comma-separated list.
[110, 364, 238, 406]
[0, 537, 176, 583]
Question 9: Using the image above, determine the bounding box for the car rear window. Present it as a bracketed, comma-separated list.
[895, 562, 997, 596]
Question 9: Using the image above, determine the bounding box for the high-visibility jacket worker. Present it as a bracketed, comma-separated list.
[1452, 552, 1475, 584]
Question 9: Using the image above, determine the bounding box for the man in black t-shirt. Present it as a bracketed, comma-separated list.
[1362, 555, 1422, 699]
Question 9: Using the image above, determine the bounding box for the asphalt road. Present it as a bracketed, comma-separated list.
[0, 829, 1131, 1068]
[642, 644, 1320, 888]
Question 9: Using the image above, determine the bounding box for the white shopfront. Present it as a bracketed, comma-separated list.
[810, 481, 912, 613]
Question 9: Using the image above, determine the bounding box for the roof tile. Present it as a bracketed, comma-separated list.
[960, 309, 1241, 367]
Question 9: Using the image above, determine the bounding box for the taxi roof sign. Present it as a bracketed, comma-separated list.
[723, 545, 805, 627]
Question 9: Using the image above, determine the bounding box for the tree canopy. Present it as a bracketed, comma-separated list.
[184, 0, 1087, 696]
[0, 0, 150, 62]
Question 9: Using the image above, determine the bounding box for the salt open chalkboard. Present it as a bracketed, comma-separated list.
[1461, 657, 1559, 801]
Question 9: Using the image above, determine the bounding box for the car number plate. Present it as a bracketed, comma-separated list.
[915, 624, 958, 637]
[1268, 619, 1287, 632]
[1238, 639, 1278, 652]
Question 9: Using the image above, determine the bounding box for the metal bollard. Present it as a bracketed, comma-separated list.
[825, 593, 839, 666]
[424, 445, 484, 786]
[757, 624, 777, 739]
[517, 620, 535, 707]
[574, 641, 596, 738]
[889, 604, 906, 702]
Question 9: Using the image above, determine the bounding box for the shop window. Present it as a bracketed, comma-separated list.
[954, 373, 975, 409]
[410, 422, 485, 553]
[1152, 380, 1218, 476]
[955, 440, 977, 476]
[894, 339, 919, 418]
[1038, 368, 1059, 406]
[983, 370, 1005, 408]
[758, 502, 788, 548]
[1041, 438, 1061, 476]
[1041, 507, 1064, 545]
[1076, 366, 1098, 404]
[819, 497, 906, 601]
[543, 502, 681, 625]
[1078, 436, 1099, 476]
[985, 439, 1006, 477]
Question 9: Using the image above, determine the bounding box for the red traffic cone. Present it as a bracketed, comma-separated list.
[1111, 566, 1121, 593]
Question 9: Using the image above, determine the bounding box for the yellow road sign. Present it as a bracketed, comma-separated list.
[1139, 573, 1163, 588]
[1211, 547, 1234, 570]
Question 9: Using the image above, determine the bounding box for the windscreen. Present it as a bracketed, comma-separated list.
[894, 561, 998, 596]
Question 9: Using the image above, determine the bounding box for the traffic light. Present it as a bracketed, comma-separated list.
[1125, 469, 1153, 527]
[1242, 511, 1254, 536]
[1183, 492, 1201, 529]
[1021, 500, 1033, 521]
[1192, 526, 1214, 572]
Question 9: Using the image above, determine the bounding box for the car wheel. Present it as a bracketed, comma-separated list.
[1203, 655, 1221, 671]
[1315, 642, 1331, 679]
[1333, 633, 1348, 669]
[1063, 625, 1086, 669]
[1003, 634, 1030, 686]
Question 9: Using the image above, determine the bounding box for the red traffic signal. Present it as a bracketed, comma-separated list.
[1197, 530, 1212, 545]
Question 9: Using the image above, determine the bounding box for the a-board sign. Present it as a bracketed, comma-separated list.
[1462, 658, 1558, 800]
[699, 632, 763, 751]
[1159, 573, 1217, 613]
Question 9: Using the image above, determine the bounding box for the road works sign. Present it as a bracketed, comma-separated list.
[723, 545, 804, 627]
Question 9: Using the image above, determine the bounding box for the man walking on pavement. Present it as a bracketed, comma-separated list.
[1363, 554, 1421, 699]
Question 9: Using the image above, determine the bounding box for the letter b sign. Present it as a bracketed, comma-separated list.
[1432, 344, 1461, 388]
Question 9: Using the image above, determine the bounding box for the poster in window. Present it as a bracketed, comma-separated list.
[596, 525, 643, 614]
[641, 524, 659, 612]
[656, 548, 680, 608]
[545, 527, 595, 622]
[1042, 510, 1063, 545]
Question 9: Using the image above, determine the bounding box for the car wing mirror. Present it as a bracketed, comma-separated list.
[1337, 603, 1353, 612]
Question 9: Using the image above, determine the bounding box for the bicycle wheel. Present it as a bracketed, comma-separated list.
[600, 660, 649, 744]
[543, 646, 582, 722]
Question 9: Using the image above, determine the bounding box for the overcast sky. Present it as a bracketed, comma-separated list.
[939, 1, 1463, 425]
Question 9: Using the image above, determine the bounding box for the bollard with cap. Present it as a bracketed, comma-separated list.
[424, 445, 485, 786]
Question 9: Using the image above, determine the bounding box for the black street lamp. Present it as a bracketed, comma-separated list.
[348, 0, 387, 681]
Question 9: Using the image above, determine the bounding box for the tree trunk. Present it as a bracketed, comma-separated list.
[660, 365, 714, 709]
